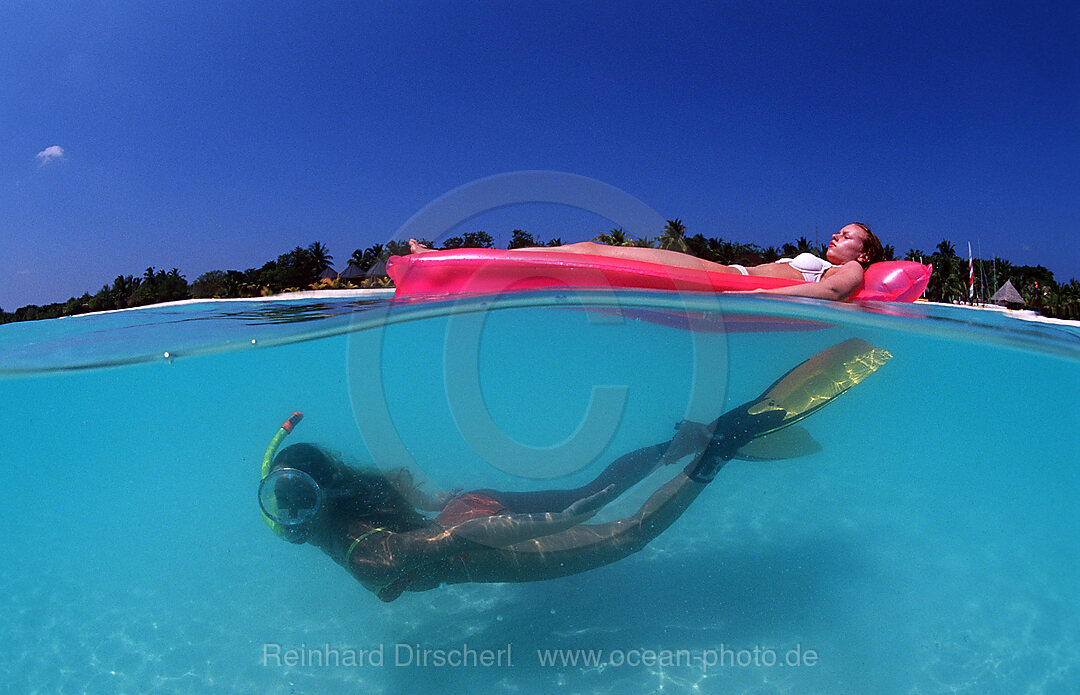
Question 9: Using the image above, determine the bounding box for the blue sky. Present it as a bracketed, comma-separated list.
[2, 0, 1077, 309]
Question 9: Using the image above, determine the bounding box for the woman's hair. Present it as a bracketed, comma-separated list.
[851, 223, 884, 267]
[272, 443, 429, 532]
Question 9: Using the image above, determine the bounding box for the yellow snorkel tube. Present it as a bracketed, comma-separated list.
[260, 412, 304, 537]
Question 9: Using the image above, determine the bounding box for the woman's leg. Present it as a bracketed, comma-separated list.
[476, 409, 724, 512]
[477, 442, 671, 513]
[409, 239, 744, 274]
[549, 242, 745, 272]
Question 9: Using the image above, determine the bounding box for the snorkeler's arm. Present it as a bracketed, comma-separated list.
[446, 485, 618, 548]
[344, 486, 617, 601]
[754, 261, 864, 300]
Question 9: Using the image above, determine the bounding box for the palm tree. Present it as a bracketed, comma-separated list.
[508, 229, 537, 249]
[351, 243, 385, 272]
[945, 268, 969, 303]
[110, 274, 138, 308]
[683, 233, 713, 261]
[307, 241, 334, 272]
[442, 231, 493, 249]
[381, 239, 412, 257]
[223, 270, 244, 297]
[706, 237, 731, 263]
[761, 245, 782, 263]
[923, 255, 950, 302]
[905, 249, 925, 263]
[658, 218, 689, 253]
[594, 228, 631, 246]
[706, 238, 759, 265]
[782, 236, 816, 256]
[1063, 280, 1080, 320]
[935, 240, 957, 258]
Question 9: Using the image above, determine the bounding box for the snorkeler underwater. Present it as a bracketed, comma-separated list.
[259, 338, 892, 602]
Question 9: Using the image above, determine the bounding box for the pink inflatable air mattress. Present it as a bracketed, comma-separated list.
[387, 249, 931, 302]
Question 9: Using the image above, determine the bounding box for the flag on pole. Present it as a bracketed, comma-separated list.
[968, 242, 974, 299]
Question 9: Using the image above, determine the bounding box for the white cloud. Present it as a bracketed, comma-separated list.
[36, 145, 65, 165]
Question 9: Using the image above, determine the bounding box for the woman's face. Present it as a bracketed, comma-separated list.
[826, 224, 869, 264]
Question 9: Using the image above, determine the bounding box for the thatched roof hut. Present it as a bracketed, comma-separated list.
[339, 263, 367, 281]
[366, 257, 388, 277]
[990, 280, 1025, 309]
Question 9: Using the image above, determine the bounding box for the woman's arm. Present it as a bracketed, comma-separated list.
[447, 485, 616, 547]
[753, 260, 864, 300]
[344, 486, 618, 600]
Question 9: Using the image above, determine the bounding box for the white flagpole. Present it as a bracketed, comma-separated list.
[968, 242, 974, 301]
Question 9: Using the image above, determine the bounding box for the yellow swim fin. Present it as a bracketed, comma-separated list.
[741, 337, 892, 436]
[687, 338, 891, 481]
[731, 425, 820, 461]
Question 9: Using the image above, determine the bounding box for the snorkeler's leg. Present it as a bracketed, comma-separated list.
[462, 471, 708, 584]
[477, 401, 751, 513]
[685, 337, 893, 482]
[478, 443, 670, 513]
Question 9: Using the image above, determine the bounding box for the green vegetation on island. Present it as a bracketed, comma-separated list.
[3, 223, 1078, 323]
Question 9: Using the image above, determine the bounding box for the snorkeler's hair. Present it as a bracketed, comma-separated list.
[851, 222, 884, 267]
[272, 443, 429, 532]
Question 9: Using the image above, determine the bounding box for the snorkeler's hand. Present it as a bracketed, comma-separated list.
[562, 484, 617, 519]
[450, 486, 618, 548]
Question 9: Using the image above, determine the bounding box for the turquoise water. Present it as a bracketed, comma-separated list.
[1, 290, 1078, 694]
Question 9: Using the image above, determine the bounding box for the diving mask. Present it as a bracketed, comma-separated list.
[259, 467, 324, 543]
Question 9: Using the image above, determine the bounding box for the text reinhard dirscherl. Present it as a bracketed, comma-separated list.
[261, 643, 819, 672]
